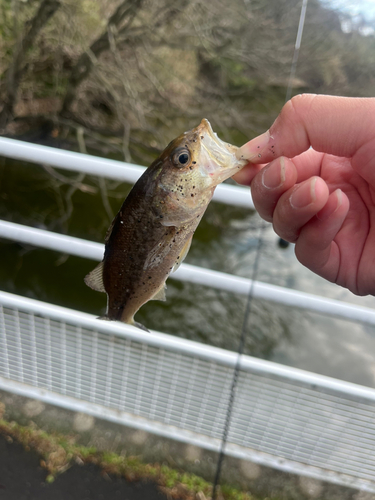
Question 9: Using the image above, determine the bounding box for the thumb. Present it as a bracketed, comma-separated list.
[237, 94, 375, 181]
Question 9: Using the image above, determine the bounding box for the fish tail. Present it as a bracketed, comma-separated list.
[127, 313, 150, 332]
[97, 315, 112, 321]
[99, 312, 149, 332]
[132, 320, 150, 332]
[121, 311, 149, 332]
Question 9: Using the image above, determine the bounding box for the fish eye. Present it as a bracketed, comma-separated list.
[179, 153, 189, 164]
[172, 148, 191, 168]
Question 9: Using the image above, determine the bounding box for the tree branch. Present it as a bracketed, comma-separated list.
[60, 0, 144, 115]
[0, 0, 61, 129]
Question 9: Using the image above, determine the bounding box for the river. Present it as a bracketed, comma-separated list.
[1, 154, 375, 388]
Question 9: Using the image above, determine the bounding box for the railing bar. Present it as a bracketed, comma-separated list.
[195, 363, 218, 433]
[233, 402, 375, 425]
[14, 311, 24, 383]
[45, 317, 53, 391]
[90, 331, 98, 403]
[76, 326, 82, 399]
[0, 136, 253, 209]
[2, 298, 375, 406]
[0, 306, 10, 378]
[104, 336, 115, 407]
[133, 343, 147, 415]
[28, 313, 38, 387]
[164, 352, 184, 425]
[231, 427, 375, 455]
[1, 220, 375, 330]
[149, 350, 166, 420]
[60, 322, 67, 395]
[231, 413, 375, 441]
[237, 398, 375, 423]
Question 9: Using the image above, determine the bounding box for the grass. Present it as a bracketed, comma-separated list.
[0, 405, 259, 500]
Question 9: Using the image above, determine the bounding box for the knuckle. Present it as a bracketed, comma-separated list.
[273, 222, 298, 243]
[276, 93, 317, 128]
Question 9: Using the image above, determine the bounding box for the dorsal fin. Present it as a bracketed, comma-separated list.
[84, 262, 106, 293]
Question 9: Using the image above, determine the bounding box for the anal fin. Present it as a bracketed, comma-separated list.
[84, 262, 106, 293]
[150, 283, 166, 302]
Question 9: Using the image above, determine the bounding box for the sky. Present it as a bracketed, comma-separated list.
[325, 0, 375, 22]
[322, 0, 375, 35]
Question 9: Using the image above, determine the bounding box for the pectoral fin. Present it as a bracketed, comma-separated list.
[84, 262, 106, 293]
[143, 228, 175, 271]
[104, 213, 119, 244]
[172, 236, 192, 273]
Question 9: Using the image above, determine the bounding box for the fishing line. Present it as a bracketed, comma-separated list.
[285, 0, 309, 103]
[281, 0, 309, 248]
[211, 222, 266, 500]
[211, 2, 309, 497]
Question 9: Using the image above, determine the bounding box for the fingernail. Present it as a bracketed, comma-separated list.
[236, 130, 271, 161]
[290, 178, 316, 208]
[262, 157, 286, 189]
[316, 189, 342, 221]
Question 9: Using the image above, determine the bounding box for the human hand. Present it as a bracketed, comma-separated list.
[233, 94, 375, 295]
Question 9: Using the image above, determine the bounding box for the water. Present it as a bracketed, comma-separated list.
[1, 155, 375, 388]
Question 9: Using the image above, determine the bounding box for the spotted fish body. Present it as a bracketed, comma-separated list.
[85, 119, 246, 329]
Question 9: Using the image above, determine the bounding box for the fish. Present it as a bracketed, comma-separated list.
[85, 119, 247, 329]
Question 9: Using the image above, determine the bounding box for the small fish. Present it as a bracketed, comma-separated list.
[85, 119, 246, 329]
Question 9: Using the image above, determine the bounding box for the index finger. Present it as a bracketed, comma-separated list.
[237, 94, 375, 165]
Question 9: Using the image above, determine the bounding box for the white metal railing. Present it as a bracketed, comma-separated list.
[1, 219, 375, 326]
[1, 137, 375, 493]
[0, 290, 375, 492]
[0, 136, 254, 209]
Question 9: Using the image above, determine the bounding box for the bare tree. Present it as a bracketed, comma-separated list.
[0, 0, 61, 130]
[1, 0, 375, 153]
[60, 0, 144, 116]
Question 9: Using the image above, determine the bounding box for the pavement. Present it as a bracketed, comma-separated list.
[0, 434, 171, 500]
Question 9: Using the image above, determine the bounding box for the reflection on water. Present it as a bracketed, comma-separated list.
[1, 157, 375, 388]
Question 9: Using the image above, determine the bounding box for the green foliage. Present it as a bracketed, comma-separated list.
[0, 417, 260, 500]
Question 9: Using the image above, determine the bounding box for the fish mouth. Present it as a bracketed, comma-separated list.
[195, 119, 247, 183]
[197, 119, 227, 148]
